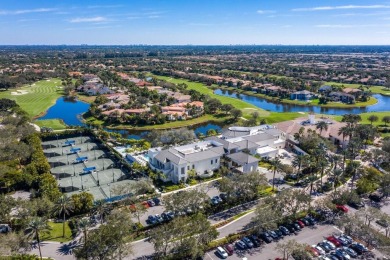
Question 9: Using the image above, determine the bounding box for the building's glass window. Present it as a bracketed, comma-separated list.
[187, 165, 190, 170]
[211, 160, 213, 164]
[192, 165, 195, 169]
[181, 167, 185, 174]
[215, 159, 218, 163]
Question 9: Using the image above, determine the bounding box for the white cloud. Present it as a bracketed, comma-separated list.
[69, 16, 107, 23]
[0, 8, 56, 15]
[257, 10, 275, 14]
[292, 5, 390, 12]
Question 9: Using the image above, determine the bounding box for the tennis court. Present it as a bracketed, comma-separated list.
[42, 135, 138, 201]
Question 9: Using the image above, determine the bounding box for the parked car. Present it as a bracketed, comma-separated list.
[327, 236, 342, 247]
[152, 197, 161, 205]
[259, 232, 273, 243]
[213, 196, 223, 203]
[317, 242, 332, 253]
[295, 220, 305, 228]
[279, 226, 290, 236]
[307, 246, 320, 257]
[219, 193, 228, 201]
[235, 240, 246, 250]
[325, 254, 339, 260]
[335, 248, 351, 259]
[242, 236, 254, 248]
[340, 234, 353, 245]
[216, 246, 228, 259]
[335, 235, 349, 246]
[155, 214, 163, 224]
[300, 218, 310, 226]
[343, 246, 358, 258]
[369, 193, 382, 202]
[302, 216, 317, 225]
[348, 200, 365, 209]
[336, 205, 349, 213]
[292, 222, 301, 231]
[350, 242, 368, 254]
[248, 234, 261, 247]
[223, 244, 234, 255]
[330, 251, 344, 260]
[312, 245, 326, 255]
[268, 230, 280, 241]
[323, 240, 336, 250]
[274, 229, 284, 238]
[147, 215, 157, 225]
[161, 211, 174, 221]
[147, 200, 155, 207]
[211, 197, 219, 205]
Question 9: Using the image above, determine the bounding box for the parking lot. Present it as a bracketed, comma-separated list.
[204, 224, 376, 260]
[42, 135, 138, 201]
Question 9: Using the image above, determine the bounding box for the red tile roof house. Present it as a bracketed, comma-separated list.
[82, 74, 99, 81]
[161, 101, 204, 120]
[343, 88, 363, 98]
[161, 106, 187, 121]
[101, 108, 149, 118]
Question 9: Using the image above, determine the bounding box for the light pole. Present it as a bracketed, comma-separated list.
[71, 176, 74, 191]
[81, 173, 84, 190]
[97, 170, 100, 186]
[67, 154, 69, 165]
[56, 134, 59, 147]
[94, 149, 96, 160]
[112, 168, 115, 183]
[73, 163, 76, 176]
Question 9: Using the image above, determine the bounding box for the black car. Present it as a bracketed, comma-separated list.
[219, 193, 228, 201]
[292, 223, 301, 231]
[300, 218, 310, 226]
[153, 197, 161, 206]
[274, 229, 284, 238]
[303, 216, 317, 225]
[369, 193, 382, 202]
[286, 224, 297, 233]
[348, 200, 365, 209]
[317, 242, 332, 253]
[279, 226, 290, 236]
[259, 232, 273, 243]
[268, 230, 280, 241]
[349, 243, 367, 254]
[248, 234, 261, 247]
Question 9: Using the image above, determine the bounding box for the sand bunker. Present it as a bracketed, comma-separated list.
[11, 90, 28, 95]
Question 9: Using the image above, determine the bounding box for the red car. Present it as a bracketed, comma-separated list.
[327, 236, 341, 247]
[296, 220, 305, 228]
[306, 246, 320, 257]
[336, 204, 349, 213]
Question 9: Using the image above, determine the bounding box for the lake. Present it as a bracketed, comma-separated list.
[106, 122, 223, 140]
[37, 97, 90, 126]
[214, 89, 390, 115]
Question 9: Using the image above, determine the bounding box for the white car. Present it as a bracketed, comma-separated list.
[216, 246, 228, 259]
[312, 245, 326, 255]
[323, 240, 336, 250]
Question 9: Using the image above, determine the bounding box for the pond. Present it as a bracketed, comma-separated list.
[106, 122, 223, 140]
[37, 97, 90, 126]
[214, 89, 390, 115]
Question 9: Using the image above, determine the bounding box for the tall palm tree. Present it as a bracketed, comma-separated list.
[77, 217, 91, 257]
[292, 154, 309, 179]
[316, 121, 329, 136]
[24, 217, 51, 260]
[348, 160, 362, 190]
[331, 168, 343, 193]
[53, 195, 73, 238]
[268, 157, 282, 191]
[93, 199, 111, 224]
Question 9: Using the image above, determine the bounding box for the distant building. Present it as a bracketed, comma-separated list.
[328, 92, 355, 103]
[290, 90, 315, 101]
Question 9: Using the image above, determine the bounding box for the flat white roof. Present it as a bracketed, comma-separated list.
[256, 146, 277, 155]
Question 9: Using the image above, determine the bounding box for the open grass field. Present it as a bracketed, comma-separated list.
[40, 221, 72, 243]
[35, 119, 67, 130]
[0, 78, 63, 117]
[155, 75, 270, 118]
[324, 81, 390, 96]
[334, 112, 390, 127]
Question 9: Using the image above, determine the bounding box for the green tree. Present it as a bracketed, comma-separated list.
[368, 115, 379, 125]
[382, 115, 390, 126]
[53, 195, 73, 238]
[24, 217, 51, 260]
[230, 109, 242, 121]
[316, 121, 328, 135]
[268, 157, 282, 191]
[71, 192, 94, 215]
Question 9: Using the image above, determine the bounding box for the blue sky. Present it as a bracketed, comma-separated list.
[1, 0, 390, 45]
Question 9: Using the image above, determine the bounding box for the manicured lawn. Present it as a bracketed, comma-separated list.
[77, 94, 96, 104]
[87, 113, 230, 130]
[40, 221, 72, 243]
[0, 78, 63, 118]
[34, 119, 67, 130]
[324, 81, 390, 96]
[334, 112, 390, 127]
[155, 75, 269, 117]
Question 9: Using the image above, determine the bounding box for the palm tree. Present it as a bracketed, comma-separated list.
[24, 217, 51, 260]
[53, 195, 73, 238]
[292, 154, 309, 178]
[77, 218, 91, 246]
[268, 157, 282, 191]
[316, 121, 329, 136]
[93, 199, 111, 224]
[348, 160, 362, 190]
[331, 168, 343, 193]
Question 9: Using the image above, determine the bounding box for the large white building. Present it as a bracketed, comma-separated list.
[148, 140, 225, 183]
